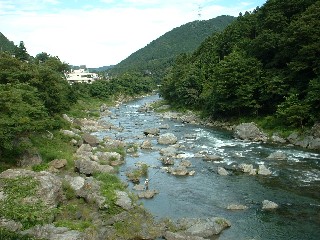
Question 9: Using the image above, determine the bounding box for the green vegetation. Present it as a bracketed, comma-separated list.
[0, 228, 38, 240]
[110, 15, 235, 82]
[0, 177, 56, 229]
[94, 173, 127, 215]
[160, 0, 320, 131]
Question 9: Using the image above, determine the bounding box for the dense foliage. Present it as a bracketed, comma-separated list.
[0, 39, 155, 163]
[160, 0, 320, 128]
[111, 15, 235, 82]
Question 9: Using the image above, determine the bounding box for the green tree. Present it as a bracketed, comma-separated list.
[14, 41, 29, 61]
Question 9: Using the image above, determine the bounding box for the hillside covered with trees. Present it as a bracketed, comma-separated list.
[160, 0, 320, 129]
[111, 15, 235, 81]
[0, 37, 154, 165]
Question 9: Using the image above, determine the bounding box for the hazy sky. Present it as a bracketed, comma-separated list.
[0, 0, 266, 67]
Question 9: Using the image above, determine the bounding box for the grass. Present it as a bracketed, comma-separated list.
[94, 173, 127, 215]
[30, 131, 76, 169]
[0, 176, 56, 229]
[0, 228, 39, 240]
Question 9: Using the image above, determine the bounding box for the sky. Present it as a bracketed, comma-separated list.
[0, 0, 266, 68]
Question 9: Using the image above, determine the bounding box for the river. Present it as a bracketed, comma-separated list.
[96, 94, 320, 240]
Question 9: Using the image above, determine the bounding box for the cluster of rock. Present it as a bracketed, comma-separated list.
[156, 106, 320, 151]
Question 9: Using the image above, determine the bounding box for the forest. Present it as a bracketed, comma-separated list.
[160, 0, 320, 129]
[0, 47, 154, 163]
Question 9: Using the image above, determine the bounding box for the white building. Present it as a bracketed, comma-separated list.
[65, 67, 98, 84]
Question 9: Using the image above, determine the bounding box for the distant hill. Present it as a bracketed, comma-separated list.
[89, 65, 114, 72]
[110, 15, 236, 80]
[0, 32, 17, 53]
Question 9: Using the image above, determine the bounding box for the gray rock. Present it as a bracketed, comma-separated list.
[74, 159, 114, 175]
[164, 231, 206, 240]
[160, 146, 177, 157]
[238, 164, 256, 175]
[60, 130, 80, 138]
[217, 167, 229, 176]
[138, 190, 159, 199]
[179, 160, 192, 167]
[308, 137, 320, 150]
[159, 124, 170, 129]
[226, 204, 248, 210]
[133, 184, 145, 191]
[49, 159, 67, 170]
[76, 177, 108, 209]
[64, 175, 85, 191]
[62, 114, 73, 123]
[311, 123, 320, 138]
[262, 200, 278, 210]
[168, 166, 189, 176]
[158, 133, 178, 145]
[271, 133, 287, 143]
[82, 133, 99, 147]
[21, 224, 85, 240]
[266, 151, 287, 160]
[258, 165, 272, 175]
[287, 132, 299, 144]
[204, 154, 222, 161]
[0, 169, 63, 222]
[160, 157, 175, 165]
[177, 217, 231, 237]
[115, 190, 133, 210]
[0, 218, 23, 232]
[234, 122, 268, 142]
[143, 128, 160, 136]
[141, 139, 153, 149]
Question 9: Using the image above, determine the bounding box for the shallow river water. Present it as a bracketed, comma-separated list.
[96, 95, 320, 240]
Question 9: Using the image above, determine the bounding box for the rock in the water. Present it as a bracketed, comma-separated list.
[164, 231, 206, 240]
[217, 167, 229, 176]
[160, 146, 177, 157]
[258, 164, 272, 175]
[262, 200, 278, 210]
[266, 151, 287, 160]
[234, 122, 268, 142]
[204, 154, 222, 161]
[138, 190, 159, 199]
[238, 164, 256, 175]
[226, 204, 248, 210]
[141, 139, 153, 149]
[158, 133, 178, 145]
[143, 128, 160, 136]
[177, 217, 231, 238]
[21, 224, 85, 240]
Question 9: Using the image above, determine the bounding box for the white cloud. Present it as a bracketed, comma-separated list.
[0, 0, 265, 67]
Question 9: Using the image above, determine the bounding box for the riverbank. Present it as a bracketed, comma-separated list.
[148, 99, 320, 152]
[0, 94, 231, 240]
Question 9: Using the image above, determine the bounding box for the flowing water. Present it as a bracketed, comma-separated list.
[96, 94, 320, 240]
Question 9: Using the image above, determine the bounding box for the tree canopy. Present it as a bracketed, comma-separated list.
[160, 0, 320, 128]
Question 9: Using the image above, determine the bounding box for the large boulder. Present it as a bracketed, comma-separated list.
[143, 128, 160, 136]
[266, 151, 287, 160]
[21, 224, 85, 240]
[258, 165, 272, 175]
[76, 177, 108, 209]
[234, 122, 268, 142]
[262, 200, 278, 210]
[0, 169, 63, 209]
[0, 169, 63, 226]
[82, 133, 99, 147]
[74, 159, 114, 175]
[176, 217, 231, 238]
[158, 133, 178, 145]
[115, 190, 133, 210]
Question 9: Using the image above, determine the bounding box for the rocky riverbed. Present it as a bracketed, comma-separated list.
[1, 94, 319, 240]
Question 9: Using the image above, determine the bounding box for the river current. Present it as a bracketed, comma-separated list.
[96, 94, 320, 240]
